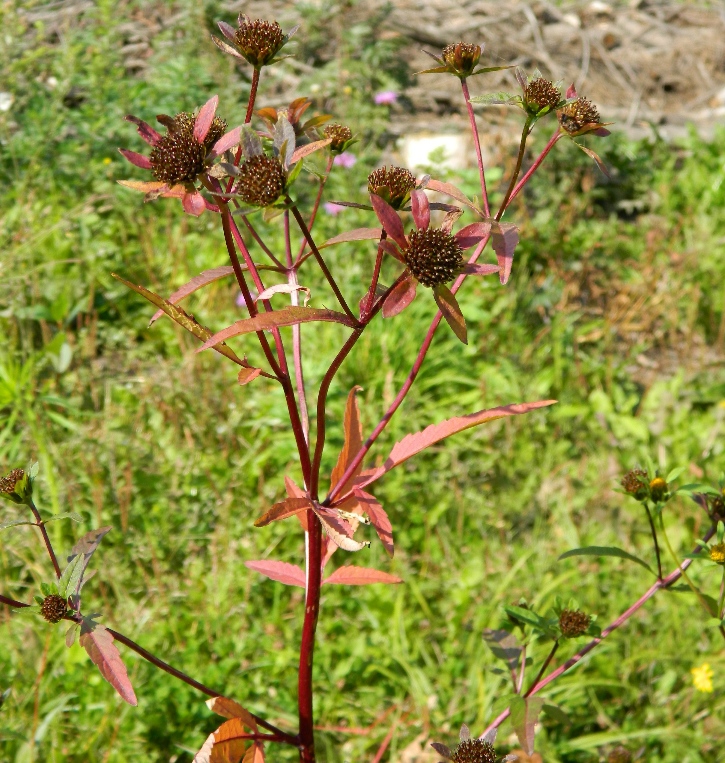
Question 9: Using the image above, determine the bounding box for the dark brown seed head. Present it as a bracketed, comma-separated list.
[41, 594, 68, 624]
[368, 166, 416, 209]
[405, 228, 463, 288]
[149, 112, 223, 185]
[558, 97, 600, 134]
[607, 746, 632, 763]
[559, 608, 591, 638]
[324, 123, 352, 152]
[234, 18, 284, 68]
[649, 477, 668, 502]
[452, 739, 496, 763]
[524, 78, 561, 112]
[234, 155, 286, 207]
[621, 468, 649, 501]
[442, 42, 481, 76]
[0, 468, 24, 496]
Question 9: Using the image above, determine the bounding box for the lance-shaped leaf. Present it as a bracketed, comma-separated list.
[65, 526, 111, 598]
[455, 222, 491, 250]
[0, 518, 35, 532]
[352, 487, 394, 557]
[245, 560, 306, 588]
[285, 477, 310, 532]
[113, 274, 245, 365]
[197, 307, 359, 352]
[323, 566, 402, 585]
[207, 697, 258, 729]
[433, 284, 467, 344]
[558, 546, 655, 575]
[509, 696, 544, 755]
[79, 618, 137, 706]
[124, 114, 161, 146]
[243, 742, 265, 763]
[273, 116, 296, 168]
[58, 553, 85, 600]
[410, 189, 430, 230]
[241, 126, 263, 158]
[319, 228, 383, 249]
[237, 367, 262, 385]
[424, 178, 480, 213]
[460, 263, 499, 276]
[491, 223, 519, 285]
[118, 148, 152, 169]
[290, 138, 332, 164]
[382, 271, 417, 318]
[193, 717, 253, 763]
[325, 200, 373, 211]
[195, 95, 219, 143]
[210, 126, 242, 159]
[330, 386, 364, 500]
[575, 143, 610, 177]
[482, 628, 523, 672]
[353, 400, 556, 492]
[430, 743, 453, 759]
[43, 512, 83, 524]
[254, 497, 313, 527]
[370, 194, 407, 249]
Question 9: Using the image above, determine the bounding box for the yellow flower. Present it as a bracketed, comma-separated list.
[103, 157, 112, 165]
[691, 662, 714, 693]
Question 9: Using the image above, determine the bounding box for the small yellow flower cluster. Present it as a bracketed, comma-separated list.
[691, 662, 714, 693]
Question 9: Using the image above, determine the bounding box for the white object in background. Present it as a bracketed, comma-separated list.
[400, 132, 471, 172]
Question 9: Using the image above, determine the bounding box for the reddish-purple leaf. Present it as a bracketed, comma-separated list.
[353, 400, 557, 491]
[323, 565, 402, 586]
[330, 386, 364, 498]
[218, 21, 237, 41]
[461, 262, 499, 276]
[576, 144, 610, 177]
[491, 223, 519, 284]
[194, 95, 219, 143]
[482, 628, 523, 672]
[245, 560, 306, 588]
[370, 194, 408, 250]
[319, 228, 383, 249]
[67, 527, 111, 597]
[455, 222, 491, 250]
[118, 148, 152, 169]
[183, 191, 206, 217]
[593, 127, 611, 137]
[197, 307, 359, 352]
[254, 497, 312, 527]
[352, 488, 394, 557]
[237, 367, 262, 385]
[150, 266, 237, 325]
[118, 179, 168, 195]
[206, 697, 258, 729]
[211, 34, 246, 60]
[379, 239, 405, 262]
[424, 179, 479, 212]
[290, 138, 332, 164]
[193, 717, 255, 763]
[515, 67, 527, 90]
[79, 618, 137, 706]
[112, 274, 244, 366]
[210, 126, 242, 159]
[510, 696, 544, 755]
[433, 284, 467, 344]
[431, 742, 453, 760]
[566, 83, 577, 99]
[410, 189, 430, 231]
[382, 271, 417, 318]
[285, 477, 310, 532]
[124, 115, 161, 146]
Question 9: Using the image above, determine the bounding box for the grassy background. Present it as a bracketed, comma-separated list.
[1, 1, 725, 761]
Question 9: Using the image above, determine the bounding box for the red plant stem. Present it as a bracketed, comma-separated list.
[310, 329, 364, 498]
[461, 78, 490, 218]
[524, 640, 558, 697]
[481, 526, 717, 736]
[295, 155, 334, 267]
[371, 722, 397, 763]
[240, 212, 286, 269]
[326, 236, 490, 505]
[298, 512, 323, 763]
[506, 129, 562, 207]
[288, 202, 358, 323]
[362, 232, 387, 319]
[28, 501, 61, 578]
[496, 117, 533, 222]
[0, 593, 25, 608]
[285, 211, 310, 442]
[245, 68, 261, 124]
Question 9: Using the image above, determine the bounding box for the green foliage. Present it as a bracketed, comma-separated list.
[2, 1, 725, 762]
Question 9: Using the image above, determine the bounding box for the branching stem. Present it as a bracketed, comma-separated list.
[461, 78, 490, 217]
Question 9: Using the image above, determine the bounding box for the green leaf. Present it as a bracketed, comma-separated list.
[39, 582, 55, 596]
[504, 605, 545, 629]
[58, 553, 85, 600]
[29, 462, 39, 479]
[468, 92, 518, 105]
[0, 518, 34, 531]
[666, 466, 686, 483]
[543, 702, 570, 724]
[0, 687, 10, 710]
[13, 605, 41, 618]
[558, 546, 655, 575]
[42, 512, 83, 524]
[509, 695, 544, 755]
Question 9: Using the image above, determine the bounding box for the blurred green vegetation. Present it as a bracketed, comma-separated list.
[2, 1, 725, 762]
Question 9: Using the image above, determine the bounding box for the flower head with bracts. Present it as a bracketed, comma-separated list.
[371, 188, 500, 344]
[118, 96, 242, 217]
[432, 724, 518, 763]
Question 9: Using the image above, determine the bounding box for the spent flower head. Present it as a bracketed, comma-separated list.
[418, 42, 510, 80]
[431, 725, 516, 763]
[0, 467, 32, 506]
[621, 468, 649, 501]
[557, 86, 611, 138]
[40, 594, 69, 624]
[324, 123, 354, 153]
[212, 15, 298, 69]
[367, 166, 416, 210]
[552, 597, 599, 639]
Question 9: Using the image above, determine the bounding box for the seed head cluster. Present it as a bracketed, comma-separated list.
[442, 42, 481, 74]
[621, 468, 649, 501]
[607, 746, 632, 763]
[709, 543, 725, 565]
[367, 166, 416, 209]
[0, 468, 24, 495]
[150, 112, 226, 185]
[524, 78, 561, 112]
[234, 155, 286, 207]
[405, 228, 463, 288]
[559, 608, 591, 638]
[41, 594, 68, 624]
[558, 97, 600, 134]
[235, 18, 284, 67]
[324, 123, 352, 152]
[451, 739, 496, 763]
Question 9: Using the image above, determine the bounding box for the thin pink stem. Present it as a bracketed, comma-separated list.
[371, 723, 397, 763]
[506, 129, 562, 208]
[326, 235, 490, 505]
[481, 526, 717, 736]
[461, 78, 490, 218]
[295, 155, 334, 267]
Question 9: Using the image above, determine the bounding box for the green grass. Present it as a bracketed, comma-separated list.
[2, 1, 725, 762]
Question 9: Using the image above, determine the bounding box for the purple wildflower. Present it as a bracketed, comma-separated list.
[324, 202, 345, 216]
[374, 91, 398, 105]
[333, 152, 357, 168]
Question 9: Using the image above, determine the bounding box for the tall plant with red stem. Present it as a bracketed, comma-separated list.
[8, 15, 713, 763]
